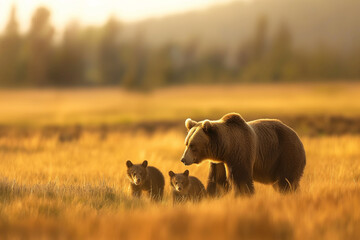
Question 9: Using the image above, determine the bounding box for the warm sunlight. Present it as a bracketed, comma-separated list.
[0, 0, 242, 31]
[0, 0, 359, 238]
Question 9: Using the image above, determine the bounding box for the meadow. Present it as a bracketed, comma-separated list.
[0, 82, 359, 239]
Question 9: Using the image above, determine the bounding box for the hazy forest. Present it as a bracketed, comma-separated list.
[1, 0, 360, 89]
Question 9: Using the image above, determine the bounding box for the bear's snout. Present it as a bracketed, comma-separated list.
[133, 176, 142, 185]
[181, 158, 193, 165]
[181, 147, 198, 165]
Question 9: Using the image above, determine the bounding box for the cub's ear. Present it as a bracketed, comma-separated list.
[183, 170, 189, 176]
[169, 171, 175, 177]
[202, 120, 213, 133]
[185, 118, 197, 130]
[126, 160, 133, 168]
[222, 113, 245, 125]
[142, 160, 148, 168]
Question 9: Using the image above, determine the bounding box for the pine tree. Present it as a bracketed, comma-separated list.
[0, 5, 22, 86]
[252, 15, 268, 62]
[98, 17, 124, 85]
[51, 21, 86, 86]
[268, 22, 293, 80]
[26, 7, 54, 86]
[122, 29, 148, 89]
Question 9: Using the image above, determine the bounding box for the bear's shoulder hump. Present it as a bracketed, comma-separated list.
[222, 113, 246, 125]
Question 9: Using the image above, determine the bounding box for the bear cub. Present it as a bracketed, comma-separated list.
[168, 170, 206, 204]
[126, 160, 165, 201]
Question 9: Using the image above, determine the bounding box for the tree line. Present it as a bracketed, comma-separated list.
[0, 6, 359, 89]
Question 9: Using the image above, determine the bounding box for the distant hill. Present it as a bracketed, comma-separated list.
[121, 0, 360, 53]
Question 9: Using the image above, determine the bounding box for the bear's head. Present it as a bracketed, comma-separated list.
[181, 113, 245, 165]
[169, 170, 190, 194]
[181, 118, 213, 165]
[126, 160, 148, 186]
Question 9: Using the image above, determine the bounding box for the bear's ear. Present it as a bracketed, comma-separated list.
[142, 160, 148, 168]
[169, 171, 175, 177]
[185, 118, 197, 130]
[183, 170, 189, 176]
[222, 113, 245, 125]
[202, 120, 213, 133]
[126, 160, 133, 168]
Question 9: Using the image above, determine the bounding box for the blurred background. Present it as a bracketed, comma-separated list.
[0, 0, 359, 89]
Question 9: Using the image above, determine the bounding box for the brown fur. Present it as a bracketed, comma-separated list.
[181, 113, 306, 195]
[207, 163, 230, 197]
[168, 170, 206, 204]
[126, 160, 165, 201]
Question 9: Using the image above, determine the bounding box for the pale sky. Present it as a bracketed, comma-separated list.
[0, 0, 247, 33]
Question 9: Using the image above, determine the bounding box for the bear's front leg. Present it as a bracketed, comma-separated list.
[207, 163, 230, 197]
[131, 184, 142, 198]
[227, 163, 254, 195]
[172, 191, 185, 204]
[207, 163, 217, 197]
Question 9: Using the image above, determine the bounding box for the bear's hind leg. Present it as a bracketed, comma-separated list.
[273, 177, 299, 193]
[158, 187, 164, 201]
[273, 154, 304, 193]
[149, 187, 164, 202]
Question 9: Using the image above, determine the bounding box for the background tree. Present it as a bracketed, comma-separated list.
[237, 15, 269, 81]
[252, 15, 268, 62]
[122, 29, 148, 89]
[26, 7, 54, 86]
[51, 21, 86, 86]
[98, 17, 124, 85]
[182, 39, 199, 83]
[199, 47, 226, 83]
[266, 22, 294, 81]
[0, 5, 22, 86]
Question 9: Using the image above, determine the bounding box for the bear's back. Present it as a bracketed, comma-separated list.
[147, 166, 165, 188]
[249, 119, 304, 154]
[188, 176, 206, 198]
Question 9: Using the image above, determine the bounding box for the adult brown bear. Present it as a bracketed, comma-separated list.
[181, 113, 306, 196]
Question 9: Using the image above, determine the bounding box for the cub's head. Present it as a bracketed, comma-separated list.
[181, 113, 245, 165]
[168, 170, 190, 194]
[126, 160, 148, 186]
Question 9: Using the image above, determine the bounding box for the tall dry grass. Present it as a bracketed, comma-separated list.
[0, 83, 359, 239]
[0, 129, 359, 239]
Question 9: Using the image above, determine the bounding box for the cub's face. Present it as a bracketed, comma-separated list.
[181, 118, 211, 165]
[126, 160, 148, 186]
[169, 170, 190, 194]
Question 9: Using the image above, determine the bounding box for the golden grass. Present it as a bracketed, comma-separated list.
[0, 130, 359, 239]
[0, 82, 360, 126]
[0, 82, 360, 239]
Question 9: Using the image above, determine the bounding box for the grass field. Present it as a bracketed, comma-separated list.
[1, 82, 360, 126]
[0, 82, 360, 239]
